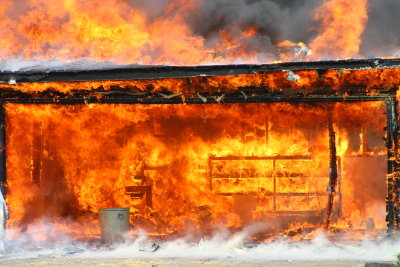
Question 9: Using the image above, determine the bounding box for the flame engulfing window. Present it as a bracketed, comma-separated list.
[4, 102, 387, 240]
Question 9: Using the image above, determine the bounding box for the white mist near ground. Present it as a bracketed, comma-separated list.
[4, 219, 80, 259]
[86, 230, 400, 262]
[3, 219, 400, 262]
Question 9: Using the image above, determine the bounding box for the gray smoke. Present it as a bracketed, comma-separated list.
[188, 0, 319, 44]
[361, 0, 400, 57]
[123, 0, 170, 22]
[1, 0, 400, 68]
[126, 0, 400, 60]
[124, 0, 321, 61]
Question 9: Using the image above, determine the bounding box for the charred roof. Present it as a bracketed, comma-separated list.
[0, 58, 400, 84]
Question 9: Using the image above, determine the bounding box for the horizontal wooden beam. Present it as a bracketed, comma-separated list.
[0, 58, 399, 84]
[0, 93, 388, 105]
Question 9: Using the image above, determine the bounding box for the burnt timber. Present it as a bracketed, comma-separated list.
[325, 110, 338, 231]
[0, 58, 398, 103]
[1, 58, 400, 83]
[0, 58, 400, 233]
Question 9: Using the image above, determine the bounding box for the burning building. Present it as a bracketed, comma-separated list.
[0, 0, 400, 249]
[0, 58, 397, 243]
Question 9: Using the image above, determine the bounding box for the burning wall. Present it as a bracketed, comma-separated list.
[4, 101, 387, 241]
[0, 0, 399, 253]
[0, 57, 397, 243]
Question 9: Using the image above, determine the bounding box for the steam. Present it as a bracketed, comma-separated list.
[3, 219, 399, 262]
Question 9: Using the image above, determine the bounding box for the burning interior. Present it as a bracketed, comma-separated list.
[0, 58, 399, 244]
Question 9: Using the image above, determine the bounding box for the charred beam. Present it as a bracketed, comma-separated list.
[325, 108, 338, 231]
[217, 192, 331, 197]
[209, 155, 311, 161]
[0, 58, 400, 84]
[0, 94, 388, 106]
[0, 105, 5, 197]
[386, 96, 400, 234]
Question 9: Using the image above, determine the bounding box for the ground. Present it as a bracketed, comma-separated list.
[0, 259, 382, 267]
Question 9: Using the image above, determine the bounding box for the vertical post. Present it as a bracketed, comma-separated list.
[0, 104, 5, 197]
[325, 107, 338, 231]
[31, 121, 43, 185]
[337, 157, 342, 218]
[145, 186, 153, 208]
[264, 116, 269, 145]
[208, 155, 214, 191]
[360, 127, 367, 154]
[273, 159, 277, 211]
[386, 96, 400, 234]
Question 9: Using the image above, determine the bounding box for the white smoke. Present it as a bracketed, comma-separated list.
[3, 219, 399, 263]
[0, 59, 148, 72]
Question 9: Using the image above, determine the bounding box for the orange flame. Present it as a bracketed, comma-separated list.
[310, 0, 368, 59]
[0, 0, 376, 65]
[0, 0, 395, 243]
[5, 101, 388, 240]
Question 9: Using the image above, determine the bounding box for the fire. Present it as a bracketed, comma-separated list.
[309, 0, 368, 59]
[0, 0, 397, 247]
[0, 68, 399, 97]
[5, 101, 387, 240]
[0, 0, 213, 65]
[0, 0, 387, 65]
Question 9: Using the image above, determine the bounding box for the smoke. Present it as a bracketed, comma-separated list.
[361, 0, 400, 57]
[187, 0, 318, 44]
[0, 0, 399, 68]
[123, 0, 170, 22]
[3, 218, 400, 262]
[137, 0, 321, 63]
[0, 59, 151, 72]
[126, 0, 320, 48]
[0, 59, 123, 72]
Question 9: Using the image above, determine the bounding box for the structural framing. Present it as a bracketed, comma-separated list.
[0, 58, 399, 232]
